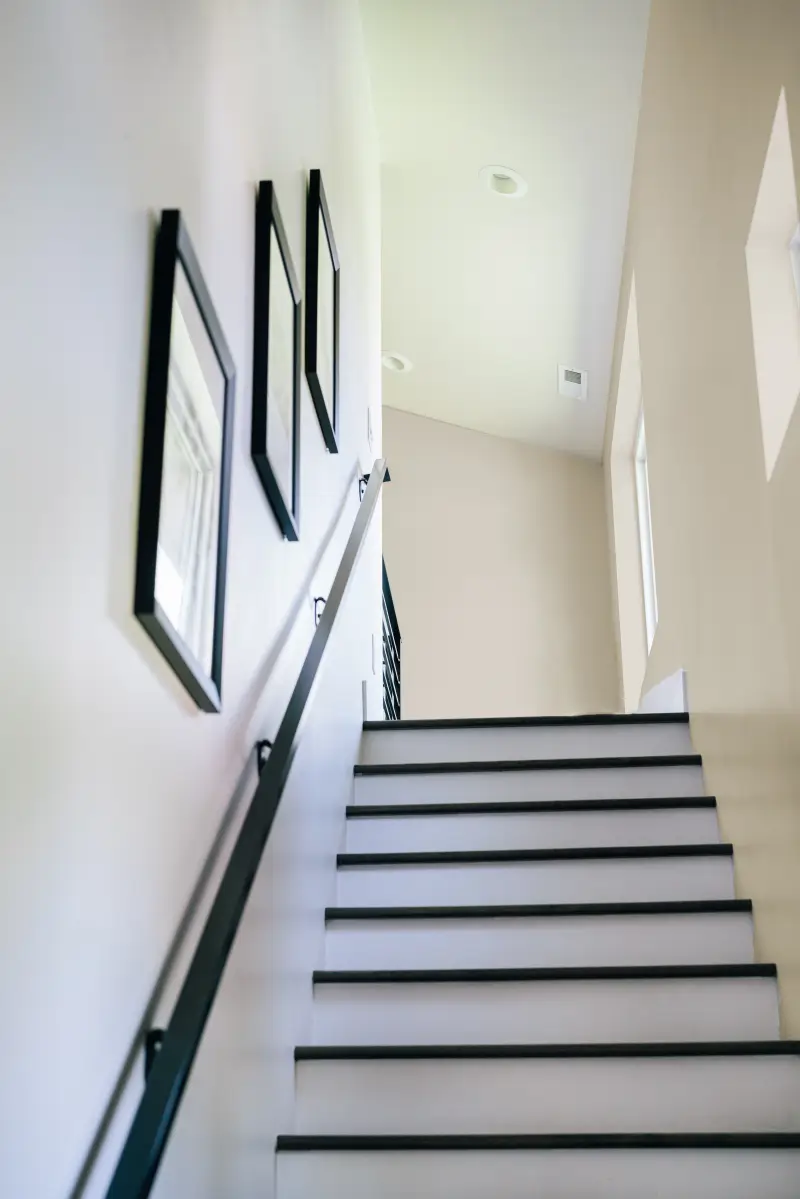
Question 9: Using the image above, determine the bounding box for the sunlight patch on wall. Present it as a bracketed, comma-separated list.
[745, 88, 800, 481]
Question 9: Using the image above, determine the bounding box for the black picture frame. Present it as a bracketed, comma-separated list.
[305, 168, 340, 453]
[251, 182, 301, 540]
[134, 210, 236, 713]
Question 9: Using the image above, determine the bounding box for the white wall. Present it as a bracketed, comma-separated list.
[604, 0, 800, 1032]
[0, 1, 381, 1195]
[383, 407, 620, 719]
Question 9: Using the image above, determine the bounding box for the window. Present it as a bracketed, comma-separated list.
[745, 88, 800, 480]
[791, 223, 800, 308]
[635, 410, 658, 651]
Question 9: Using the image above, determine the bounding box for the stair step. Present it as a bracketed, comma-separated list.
[363, 713, 691, 728]
[326, 899, 753, 920]
[355, 753, 702, 776]
[297, 1039, 800, 1059]
[344, 802, 720, 852]
[347, 795, 716, 815]
[293, 1048, 800, 1131]
[310, 968, 779, 1045]
[323, 901, 754, 969]
[359, 714, 693, 765]
[353, 756, 705, 807]
[335, 845, 735, 906]
[282, 710, 787, 1195]
[338, 843, 733, 866]
[314, 964, 776, 984]
[278, 1132, 800, 1150]
[276, 1138, 800, 1199]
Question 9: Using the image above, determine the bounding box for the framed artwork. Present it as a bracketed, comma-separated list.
[305, 168, 340, 453]
[134, 210, 236, 713]
[251, 181, 301, 539]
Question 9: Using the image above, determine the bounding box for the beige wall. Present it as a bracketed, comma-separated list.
[383, 407, 620, 719]
[604, 0, 800, 1031]
[0, 2, 381, 1195]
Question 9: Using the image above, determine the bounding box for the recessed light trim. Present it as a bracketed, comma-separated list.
[479, 164, 528, 199]
[382, 351, 413, 374]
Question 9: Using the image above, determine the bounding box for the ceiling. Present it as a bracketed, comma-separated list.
[361, 0, 650, 459]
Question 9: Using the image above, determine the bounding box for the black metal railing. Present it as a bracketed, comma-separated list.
[382, 560, 401, 720]
[104, 460, 389, 1199]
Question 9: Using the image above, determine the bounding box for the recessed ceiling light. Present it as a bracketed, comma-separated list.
[382, 351, 413, 373]
[479, 164, 528, 199]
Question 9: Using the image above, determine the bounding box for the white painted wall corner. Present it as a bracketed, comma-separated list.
[638, 668, 689, 714]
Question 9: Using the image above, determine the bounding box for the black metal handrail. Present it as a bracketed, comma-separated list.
[105, 459, 389, 1199]
[382, 560, 401, 719]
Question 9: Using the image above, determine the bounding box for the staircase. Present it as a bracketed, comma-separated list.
[276, 713, 800, 1197]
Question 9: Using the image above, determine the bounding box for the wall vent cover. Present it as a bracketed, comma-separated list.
[558, 364, 589, 400]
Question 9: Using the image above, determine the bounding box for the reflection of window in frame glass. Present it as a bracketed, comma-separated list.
[156, 355, 217, 660]
[635, 409, 658, 651]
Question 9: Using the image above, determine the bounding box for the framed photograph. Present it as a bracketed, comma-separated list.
[305, 168, 340, 453]
[134, 210, 236, 713]
[251, 181, 301, 539]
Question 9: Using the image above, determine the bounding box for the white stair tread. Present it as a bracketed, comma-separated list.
[359, 716, 693, 765]
[276, 1142, 800, 1199]
[335, 852, 735, 906]
[344, 805, 720, 853]
[294, 1050, 800, 1134]
[277, 716, 793, 1196]
[353, 761, 706, 806]
[278, 715, 792, 1197]
[311, 973, 780, 1045]
[323, 909, 755, 969]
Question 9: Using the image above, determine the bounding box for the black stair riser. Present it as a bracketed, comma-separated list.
[363, 714, 690, 731]
[312, 964, 777, 985]
[337, 844, 733, 868]
[277, 1132, 800, 1152]
[355, 754, 701, 778]
[324, 899, 753, 922]
[347, 796, 716, 818]
[296, 1039, 800, 1061]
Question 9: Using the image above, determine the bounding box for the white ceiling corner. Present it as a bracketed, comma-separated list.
[361, 0, 650, 458]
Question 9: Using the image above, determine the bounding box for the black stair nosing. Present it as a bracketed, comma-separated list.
[295, 1039, 800, 1062]
[277, 1131, 800, 1152]
[355, 753, 702, 777]
[362, 712, 690, 731]
[337, 843, 733, 868]
[346, 796, 717, 818]
[324, 899, 753, 922]
[312, 963, 777, 985]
